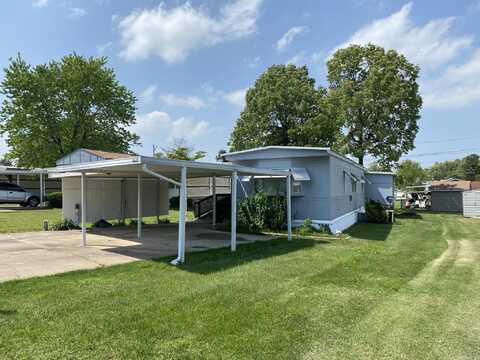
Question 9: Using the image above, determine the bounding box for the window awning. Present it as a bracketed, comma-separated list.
[239, 168, 311, 182]
[344, 171, 359, 182]
[291, 168, 310, 181]
[361, 175, 371, 184]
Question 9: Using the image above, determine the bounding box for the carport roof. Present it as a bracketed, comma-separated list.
[48, 155, 290, 179]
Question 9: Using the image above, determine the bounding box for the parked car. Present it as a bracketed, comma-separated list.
[0, 182, 40, 207]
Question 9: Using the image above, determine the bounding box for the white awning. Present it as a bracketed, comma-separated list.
[361, 175, 371, 184]
[344, 171, 359, 182]
[291, 168, 310, 181]
[238, 168, 311, 182]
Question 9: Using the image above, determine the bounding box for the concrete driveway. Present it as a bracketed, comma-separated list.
[0, 223, 268, 283]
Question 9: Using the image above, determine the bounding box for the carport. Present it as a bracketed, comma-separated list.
[50, 155, 292, 265]
[0, 167, 48, 204]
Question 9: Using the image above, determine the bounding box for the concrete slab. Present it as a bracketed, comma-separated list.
[0, 223, 269, 283]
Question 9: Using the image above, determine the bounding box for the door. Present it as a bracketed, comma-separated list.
[6, 183, 26, 202]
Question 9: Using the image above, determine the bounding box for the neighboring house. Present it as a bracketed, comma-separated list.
[429, 179, 480, 212]
[221, 146, 395, 233]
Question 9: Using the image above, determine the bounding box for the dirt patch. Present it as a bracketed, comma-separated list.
[409, 240, 458, 287]
[455, 239, 476, 266]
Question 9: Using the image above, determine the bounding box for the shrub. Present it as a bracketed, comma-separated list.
[128, 219, 146, 227]
[51, 219, 80, 231]
[297, 218, 315, 236]
[366, 200, 387, 223]
[295, 219, 332, 236]
[266, 195, 287, 231]
[238, 193, 286, 233]
[47, 192, 62, 208]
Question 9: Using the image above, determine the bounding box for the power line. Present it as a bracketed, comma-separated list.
[404, 147, 480, 158]
[416, 135, 480, 144]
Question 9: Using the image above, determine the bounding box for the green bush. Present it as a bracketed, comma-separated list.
[238, 192, 286, 233]
[266, 195, 287, 230]
[51, 219, 80, 231]
[366, 200, 387, 223]
[297, 218, 315, 236]
[128, 219, 146, 227]
[295, 219, 332, 236]
[47, 192, 62, 208]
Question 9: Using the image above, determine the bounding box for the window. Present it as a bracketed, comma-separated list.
[351, 178, 357, 193]
[7, 184, 25, 192]
[0, 183, 9, 191]
[361, 182, 365, 193]
[292, 181, 302, 195]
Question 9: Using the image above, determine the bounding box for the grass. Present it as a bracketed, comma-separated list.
[1, 212, 480, 359]
[0, 208, 194, 233]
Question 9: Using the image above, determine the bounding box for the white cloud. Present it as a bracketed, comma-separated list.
[70, 7, 86, 18]
[276, 26, 307, 52]
[139, 85, 157, 105]
[134, 111, 212, 144]
[96, 42, 113, 55]
[202, 83, 248, 108]
[245, 56, 261, 68]
[160, 94, 206, 109]
[287, 50, 323, 66]
[331, 2, 473, 71]
[117, 0, 263, 63]
[423, 50, 480, 109]
[223, 88, 247, 107]
[33, 0, 49, 8]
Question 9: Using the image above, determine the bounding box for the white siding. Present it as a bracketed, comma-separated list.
[463, 191, 480, 218]
[62, 177, 169, 223]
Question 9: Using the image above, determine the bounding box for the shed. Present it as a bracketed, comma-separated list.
[431, 190, 463, 212]
[463, 190, 480, 218]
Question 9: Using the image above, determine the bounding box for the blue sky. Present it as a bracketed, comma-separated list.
[1, 0, 480, 166]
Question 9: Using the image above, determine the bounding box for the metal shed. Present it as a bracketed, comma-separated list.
[463, 190, 480, 218]
[431, 189, 463, 212]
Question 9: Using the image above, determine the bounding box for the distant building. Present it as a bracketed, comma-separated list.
[429, 180, 480, 212]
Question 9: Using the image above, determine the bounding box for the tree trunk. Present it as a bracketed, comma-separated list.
[358, 154, 364, 166]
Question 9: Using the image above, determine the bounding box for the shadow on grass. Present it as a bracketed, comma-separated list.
[0, 309, 17, 316]
[395, 212, 424, 220]
[346, 223, 393, 241]
[158, 237, 323, 274]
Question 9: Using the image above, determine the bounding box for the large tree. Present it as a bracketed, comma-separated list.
[327, 44, 422, 166]
[0, 54, 139, 167]
[229, 64, 340, 151]
[395, 160, 426, 189]
[462, 154, 480, 181]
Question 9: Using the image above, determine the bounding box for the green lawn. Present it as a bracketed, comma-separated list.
[0, 208, 194, 233]
[1, 212, 480, 359]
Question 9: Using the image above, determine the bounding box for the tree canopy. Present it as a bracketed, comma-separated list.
[395, 160, 426, 189]
[428, 159, 463, 180]
[0, 54, 138, 168]
[327, 44, 422, 167]
[229, 64, 340, 151]
[155, 138, 206, 161]
[462, 154, 480, 181]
